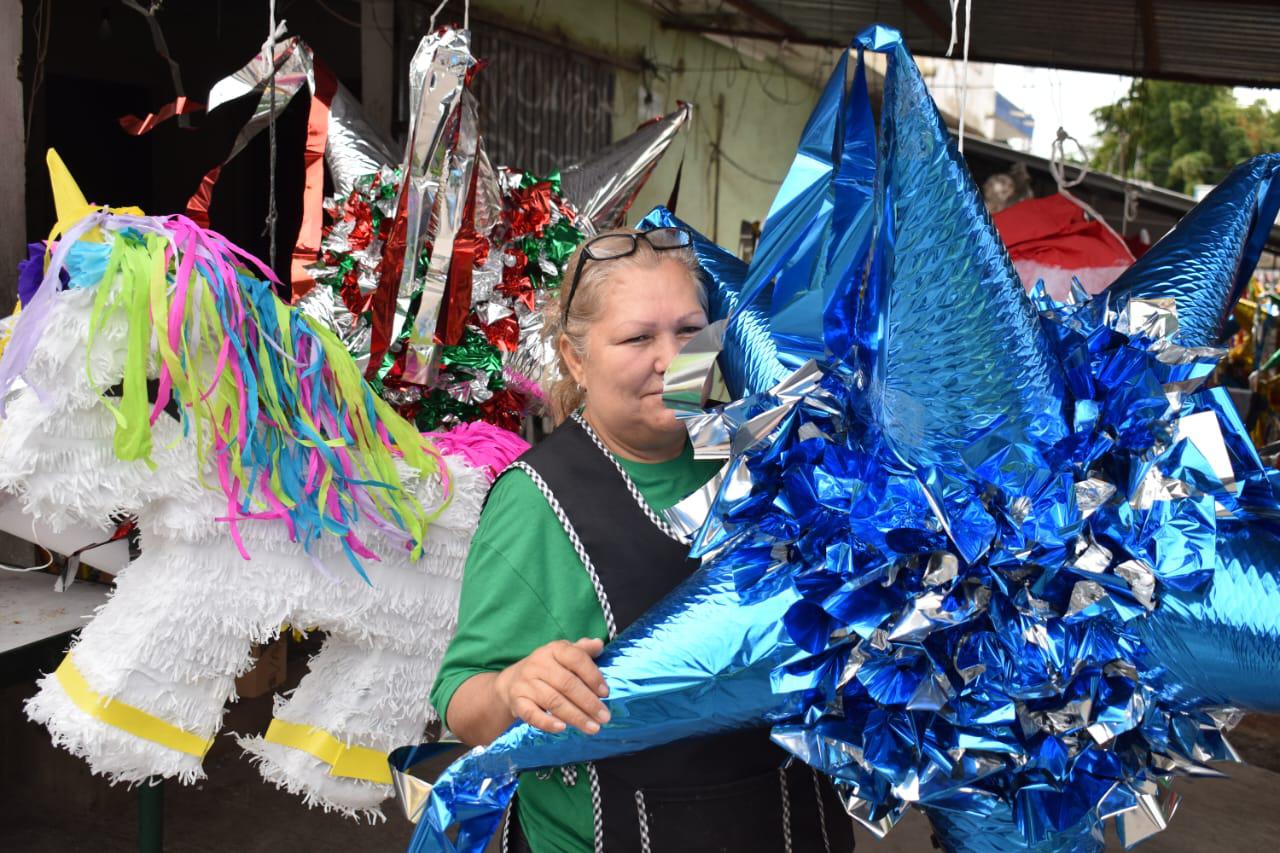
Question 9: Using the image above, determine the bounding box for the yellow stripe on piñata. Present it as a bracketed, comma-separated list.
[263, 718, 393, 784]
[54, 655, 214, 758]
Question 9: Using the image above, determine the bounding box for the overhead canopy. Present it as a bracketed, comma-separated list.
[660, 0, 1280, 88]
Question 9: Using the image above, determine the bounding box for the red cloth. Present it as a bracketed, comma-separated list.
[994, 193, 1134, 299]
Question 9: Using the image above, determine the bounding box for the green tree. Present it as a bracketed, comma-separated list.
[1091, 80, 1280, 195]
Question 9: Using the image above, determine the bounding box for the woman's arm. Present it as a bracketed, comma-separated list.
[446, 637, 611, 746]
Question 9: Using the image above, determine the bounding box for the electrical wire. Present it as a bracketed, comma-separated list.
[710, 141, 781, 186]
[313, 0, 359, 28]
[0, 544, 55, 574]
[24, 0, 54, 143]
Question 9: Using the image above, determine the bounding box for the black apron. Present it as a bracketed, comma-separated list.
[502, 416, 855, 853]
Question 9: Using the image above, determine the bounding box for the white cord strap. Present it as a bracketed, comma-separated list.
[1051, 128, 1136, 260]
[779, 767, 794, 853]
[570, 413, 684, 543]
[503, 458, 611, 852]
[812, 768, 832, 853]
[589, 763, 606, 853]
[507, 460, 619, 639]
[946, 0, 974, 154]
[635, 788, 653, 853]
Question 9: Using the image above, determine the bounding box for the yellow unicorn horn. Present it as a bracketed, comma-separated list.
[47, 148, 101, 242]
[45, 148, 144, 243]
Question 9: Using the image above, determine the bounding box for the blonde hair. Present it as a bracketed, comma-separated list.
[542, 228, 706, 423]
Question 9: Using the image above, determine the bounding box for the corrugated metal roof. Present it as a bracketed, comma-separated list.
[660, 0, 1280, 87]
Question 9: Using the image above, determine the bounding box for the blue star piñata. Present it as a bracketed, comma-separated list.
[404, 25, 1280, 853]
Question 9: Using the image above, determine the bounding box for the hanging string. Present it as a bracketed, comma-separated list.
[960, 0, 972, 154]
[1051, 127, 1135, 259]
[1122, 184, 1140, 237]
[428, 0, 449, 30]
[265, 0, 279, 270]
[946, 0, 973, 154]
[428, 0, 470, 32]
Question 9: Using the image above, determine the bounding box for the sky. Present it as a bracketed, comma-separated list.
[991, 64, 1280, 162]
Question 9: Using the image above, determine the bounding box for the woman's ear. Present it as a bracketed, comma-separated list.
[559, 334, 587, 390]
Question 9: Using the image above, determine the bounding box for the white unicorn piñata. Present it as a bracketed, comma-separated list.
[0, 152, 525, 818]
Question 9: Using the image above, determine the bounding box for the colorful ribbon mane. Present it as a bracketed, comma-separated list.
[0, 207, 451, 579]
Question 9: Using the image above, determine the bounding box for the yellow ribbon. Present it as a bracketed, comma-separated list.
[54, 655, 214, 758]
[263, 718, 392, 784]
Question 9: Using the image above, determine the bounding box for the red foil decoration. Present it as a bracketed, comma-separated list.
[437, 155, 482, 347]
[505, 182, 555, 236]
[289, 58, 338, 299]
[477, 387, 528, 434]
[118, 96, 205, 136]
[368, 188, 411, 377]
[480, 314, 520, 353]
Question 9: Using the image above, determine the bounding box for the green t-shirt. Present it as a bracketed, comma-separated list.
[430, 440, 721, 853]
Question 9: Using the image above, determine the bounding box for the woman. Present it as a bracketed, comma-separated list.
[430, 227, 854, 852]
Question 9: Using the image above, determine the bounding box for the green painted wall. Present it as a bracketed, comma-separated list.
[472, 0, 824, 248]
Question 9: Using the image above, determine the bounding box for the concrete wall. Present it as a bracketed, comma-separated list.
[470, 0, 824, 248]
[361, 0, 396, 140]
[1, 0, 24, 307]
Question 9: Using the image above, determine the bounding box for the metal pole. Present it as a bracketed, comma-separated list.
[713, 93, 725, 244]
[138, 778, 164, 853]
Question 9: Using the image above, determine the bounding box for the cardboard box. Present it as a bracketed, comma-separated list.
[235, 638, 287, 699]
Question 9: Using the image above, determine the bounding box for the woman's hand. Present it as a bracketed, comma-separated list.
[494, 637, 611, 735]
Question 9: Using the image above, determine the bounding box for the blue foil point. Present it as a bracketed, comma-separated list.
[852, 27, 1068, 478]
[637, 206, 787, 397]
[1107, 154, 1280, 347]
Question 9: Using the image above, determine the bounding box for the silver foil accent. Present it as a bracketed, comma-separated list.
[663, 320, 728, 414]
[504, 291, 556, 387]
[662, 462, 728, 542]
[327, 80, 398, 198]
[1175, 410, 1238, 493]
[1074, 477, 1117, 519]
[1115, 781, 1180, 848]
[670, 360, 825, 461]
[1115, 559, 1157, 610]
[391, 28, 475, 379]
[558, 102, 693, 229]
[1114, 297, 1180, 342]
[206, 35, 314, 168]
[1067, 580, 1108, 616]
[922, 551, 958, 587]
[205, 35, 396, 202]
[1072, 536, 1113, 575]
[404, 87, 482, 384]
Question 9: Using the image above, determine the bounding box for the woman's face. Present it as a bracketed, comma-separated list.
[562, 258, 707, 460]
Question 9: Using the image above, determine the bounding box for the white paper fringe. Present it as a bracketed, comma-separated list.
[8, 290, 489, 814]
[236, 638, 444, 817]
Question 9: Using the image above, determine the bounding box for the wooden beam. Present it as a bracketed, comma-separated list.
[1138, 0, 1161, 74]
[722, 0, 807, 41]
[902, 0, 951, 43]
